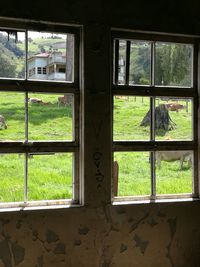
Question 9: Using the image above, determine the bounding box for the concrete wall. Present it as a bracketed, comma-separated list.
[0, 1, 200, 267]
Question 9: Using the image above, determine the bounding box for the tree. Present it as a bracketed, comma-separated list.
[0, 44, 16, 78]
[129, 42, 150, 84]
[155, 43, 192, 86]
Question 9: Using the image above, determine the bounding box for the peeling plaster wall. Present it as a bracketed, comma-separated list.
[0, 1, 200, 267]
[0, 203, 200, 267]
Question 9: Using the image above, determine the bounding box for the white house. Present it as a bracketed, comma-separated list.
[28, 50, 66, 81]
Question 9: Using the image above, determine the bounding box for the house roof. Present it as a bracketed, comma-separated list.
[28, 52, 66, 62]
[28, 53, 50, 61]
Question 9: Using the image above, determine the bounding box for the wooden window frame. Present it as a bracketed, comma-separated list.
[112, 30, 199, 202]
[0, 18, 81, 208]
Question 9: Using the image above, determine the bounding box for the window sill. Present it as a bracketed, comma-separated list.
[112, 196, 200, 206]
[0, 200, 82, 212]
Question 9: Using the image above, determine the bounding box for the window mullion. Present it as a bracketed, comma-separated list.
[151, 151, 156, 199]
[125, 40, 131, 85]
[25, 30, 28, 80]
[25, 91, 28, 142]
[150, 41, 156, 199]
[151, 41, 155, 86]
[24, 153, 28, 203]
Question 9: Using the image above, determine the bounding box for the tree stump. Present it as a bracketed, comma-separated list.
[140, 104, 176, 133]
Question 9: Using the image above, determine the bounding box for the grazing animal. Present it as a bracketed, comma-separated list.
[165, 103, 184, 112]
[28, 97, 43, 104]
[0, 115, 7, 129]
[156, 151, 192, 170]
[58, 95, 68, 106]
[28, 98, 51, 105]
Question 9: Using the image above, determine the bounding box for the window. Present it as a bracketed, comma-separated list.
[59, 68, 66, 73]
[37, 67, 42, 74]
[0, 20, 80, 208]
[42, 67, 47, 74]
[112, 31, 198, 201]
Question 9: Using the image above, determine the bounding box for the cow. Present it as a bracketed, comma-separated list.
[165, 103, 184, 112]
[58, 95, 68, 106]
[156, 151, 192, 170]
[28, 97, 43, 104]
[28, 98, 51, 105]
[58, 95, 72, 106]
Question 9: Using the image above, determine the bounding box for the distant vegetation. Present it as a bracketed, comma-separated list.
[119, 41, 192, 86]
[0, 32, 66, 79]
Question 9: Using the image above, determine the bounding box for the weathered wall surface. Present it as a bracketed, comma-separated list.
[0, 1, 200, 267]
[0, 203, 200, 267]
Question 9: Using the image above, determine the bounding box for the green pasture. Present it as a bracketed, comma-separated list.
[114, 96, 193, 197]
[0, 93, 193, 202]
[0, 153, 72, 202]
[0, 92, 73, 202]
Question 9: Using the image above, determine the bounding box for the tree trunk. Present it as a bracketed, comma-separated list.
[140, 104, 176, 132]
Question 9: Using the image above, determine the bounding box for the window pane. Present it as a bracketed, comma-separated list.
[129, 41, 151, 85]
[28, 31, 74, 82]
[155, 97, 192, 140]
[156, 151, 193, 194]
[114, 96, 150, 140]
[28, 93, 73, 141]
[28, 153, 73, 201]
[155, 42, 193, 87]
[0, 92, 25, 141]
[114, 152, 151, 196]
[0, 30, 25, 79]
[0, 154, 24, 202]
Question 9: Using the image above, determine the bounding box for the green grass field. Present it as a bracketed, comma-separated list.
[0, 93, 193, 202]
[114, 96, 193, 197]
[0, 92, 73, 202]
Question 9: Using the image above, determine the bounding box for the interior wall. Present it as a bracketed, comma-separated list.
[0, 202, 200, 267]
[0, 1, 200, 267]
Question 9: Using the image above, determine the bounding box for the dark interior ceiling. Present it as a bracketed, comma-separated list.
[0, 0, 200, 35]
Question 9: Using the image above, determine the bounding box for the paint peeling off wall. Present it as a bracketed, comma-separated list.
[0, 203, 199, 267]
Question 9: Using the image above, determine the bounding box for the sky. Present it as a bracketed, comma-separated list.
[0, 30, 66, 41]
